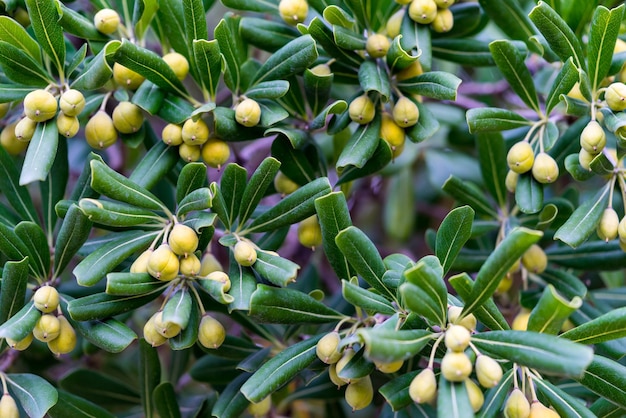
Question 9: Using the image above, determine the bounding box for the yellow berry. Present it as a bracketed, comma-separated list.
[23, 89, 57, 122]
[169, 224, 199, 257]
[162, 52, 189, 81]
[512, 309, 531, 331]
[59, 89, 85, 116]
[386, 9, 405, 39]
[130, 249, 153, 274]
[380, 112, 406, 154]
[392, 96, 420, 128]
[179, 143, 201, 162]
[335, 348, 357, 384]
[33, 285, 60, 313]
[162, 123, 183, 146]
[605, 82, 626, 111]
[597, 207, 620, 242]
[434, 0, 455, 7]
[199, 252, 223, 276]
[6, 333, 33, 351]
[113, 63, 145, 90]
[475, 355, 503, 388]
[298, 215, 323, 249]
[153, 311, 181, 338]
[529, 401, 560, 418]
[444, 324, 471, 352]
[531, 152, 559, 184]
[567, 82, 587, 101]
[447, 306, 477, 331]
[618, 216, 626, 242]
[396, 60, 424, 81]
[440, 351, 473, 382]
[47, 315, 77, 355]
[465, 379, 485, 412]
[56, 113, 80, 138]
[85, 111, 117, 149]
[94, 8, 120, 34]
[33, 314, 61, 342]
[329, 363, 346, 387]
[580, 121, 606, 153]
[316, 331, 342, 364]
[505, 388, 531, 418]
[112, 101, 144, 134]
[274, 171, 299, 195]
[206, 271, 231, 292]
[507, 142, 534, 174]
[521, 244, 547, 274]
[179, 253, 201, 276]
[14, 117, 37, 142]
[345, 375, 373, 411]
[408, 0, 438, 24]
[348, 95, 375, 124]
[201, 139, 230, 169]
[1, 122, 28, 155]
[409, 368, 437, 404]
[235, 98, 262, 127]
[431, 8, 454, 33]
[143, 314, 168, 347]
[278, 0, 309, 25]
[233, 241, 257, 267]
[375, 360, 404, 374]
[497, 274, 514, 294]
[0, 394, 19, 418]
[578, 148, 595, 171]
[182, 117, 210, 145]
[247, 395, 272, 417]
[366, 34, 390, 58]
[310, 63, 332, 76]
[198, 314, 226, 349]
[147, 244, 180, 281]
[506, 170, 519, 193]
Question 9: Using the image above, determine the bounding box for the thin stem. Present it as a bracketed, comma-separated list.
[189, 283, 206, 315]
[427, 334, 445, 370]
[513, 363, 519, 389]
[608, 175, 618, 209]
[528, 372, 538, 402]
[468, 341, 481, 357]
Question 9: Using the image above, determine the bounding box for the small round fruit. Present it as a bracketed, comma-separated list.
[497, 274, 514, 294]
[33, 285, 60, 313]
[235, 98, 262, 127]
[0, 394, 19, 418]
[329, 363, 346, 387]
[153, 311, 182, 338]
[169, 224, 199, 257]
[348, 95, 375, 124]
[14, 117, 37, 142]
[366, 34, 390, 58]
[505, 388, 531, 418]
[278, 0, 309, 25]
[475, 355, 503, 388]
[0, 122, 28, 155]
[199, 252, 223, 276]
[85, 111, 118, 149]
[380, 112, 406, 153]
[521, 244, 548, 274]
[274, 171, 299, 195]
[56, 113, 80, 138]
[163, 52, 189, 80]
[94, 8, 120, 34]
[618, 216, 626, 242]
[512, 309, 531, 331]
[597, 207, 620, 242]
[247, 395, 271, 417]
[507, 142, 534, 174]
[113, 63, 145, 90]
[48, 315, 77, 355]
[434, 0, 455, 7]
[233, 241, 257, 266]
[198, 314, 226, 349]
[310, 63, 331, 76]
[33, 314, 61, 342]
[202, 139, 230, 168]
[131, 249, 153, 273]
[532, 152, 559, 184]
[143, 314, 168, 347]
[179, 253, 201, 276]
[431, 8, 454, 33]
[447, 306, 477, 331]
[345, 375, 373, 411]
[147, 244, 180, 281]
[112, 101, 143, 134]
[182, 117, 210, 145]
[316, 331, 342, 364]
[335, 348, 357, 383]
[298, 215, 323, 249]
[23, 89, 58, 122]
[580, 121, 606, 153]
[465, 379, 485, 412]
[445, 324, 471, 352]
[408, 0, 438, 24]
[396, 60, 423, 81]
[375, 360, 404, 374]
[179, 143, 201, 162]
[162, 123, 183, 146]
[409, 368, 437, 404]
[59, 89, 85, 116]
[605, 82, 626, 111]
[529, 401, 560, 418]
[505, 170, 519, 193]
[206, 271, 231, 292]
[386, 9, 405, 38]
[6, 333, 33, 351]
[440, 351, 473, 382]
[392, 96, 420, 128]
[578, 149, 595, 171]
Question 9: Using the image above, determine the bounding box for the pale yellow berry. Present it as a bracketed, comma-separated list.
[85, 111, 117, 149]
[113, 63, 145, 90]
[201, 139, 230, 169]
[521, 244, 547, 274]
[529, 401, 560, 418]
[206, 271, 231, 292]
[0, 394, 19, 418]
[274, 171, 299, 195]
[345, 375, 373, 411]
[6, 333, 33, 351]
[247, 395, 272, 417]
[168, 224, 199, 257]
[278, 0, 309, 25]
[396, 60, 423, 81]
[434, 0, 455, 7]
[33, 285, 60, 313]
[14, 117, 37, 142]
[316, 331, 342, 364]
[56, 113, 80, 138]
[47, 315, 77, 355]
[465, 379, 485, 412]
[179, 253, 201, 276]
[130, 249, 153, 273]
[386, 9, 405, 39]
[329, 363, 346, 387]
[447, 306, 477, 331]
[512, 309, 531, 331]
[143, 314, 168, 347]
[179, 143, 201, 162]
[431, 8, 454, 33]
[392, 96, 420, 128]
[506, 170, 519, 193]
[94, 8, 120, 34]
[310, 64, 331, 76]
[605, 82, 626, 111]
[33, 314, 61, 342]
[198, 314, 226, 349]
[409, 368, 437, 404]
[348, 95, 376, 124]
[440, 351, 473, 382]
[505, 388, 531, 418]
[59, 89, 85, 116]
[233, 241, 257, 267]
[578, 148, 596, 171]
[597, 208, 620, 242]
[408, 0, 438, 24]
[375, 360, 404, 374]
[147, 244, 180, 281]
[531, 152, 559, 184]
[162, 123, 183, 146]
[580, 121, 606, 153]
[235, 98, 262, 127]
[182, 117, 210, 145]
[475, 355, 503, 388]
[23, 89, 57, 122]
[1, 122, 28, 155]
[297, 215, 323, 249]
[335, 348, 357, 384]
[444, 324, 471, 352]
[507, 142, 534, 174]
[112, 101, 144, 134]
[153, 311, 181, 338]
[199, 252, 223, 276]
[163, 52, 189, 80]
[380, 112, 405, 157]
[366, 34, 390, 58]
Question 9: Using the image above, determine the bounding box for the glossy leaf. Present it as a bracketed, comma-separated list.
[106, 272, 165, 296]
[587, 5, 624, 91]
[163, 289, 193, 329]
[217, 162, 247, 230]
[342, 279, 395, 315]
[400, 282, 447, 326]
[357, 328, 433, 364]
[252, 250, 300, 287]
[0, 257, 29, 326]
[516, 172, 544, 214]
[153, 383, 181, 418]
[336, 113, 382, 170]
[436, 205, 474, 274]
[478, 0, 538, 52]
[0, 301, 39, 343]
[14, 222, 48, 278]
[315, 192, 354, 281]
[467, 108, 531, 133]
[48, 390, 116, 418]
[6, 373, 58, 418]
[0, 41, 51, 86]
[442, 176, 498, 218]
[476, 133, 508, 209]
[139, 339, 160, 418]
[576, 355, 626, 408]
[0, 143, 36, 223]
[67, 291, 161, 321]
[404, 258, 447, 326]
[545, 58, 579, 114]
[19, 119, 58, 185]
[432, 39, 494, 67]
[0, 16, 39, 61]
[437, 376, 474, 418]
[449, 273, 510, 331]
[129, 140, 179, 190]
[25, 0, 64, 74]
[211, 372, 250, 418]
[527, 285, 582, 334]
[561, 307, 626, 345]
[379, 370, 420, 412]
[69, 316, 137, 353]
[40, 135, 68, 237]
[54, 204, 93, 279]
[192, 39, 221, 99]
[59, 369, 140, 406]
[533, 377, 597, 418]
[238, 157, 280, 225]
[0, 223, 31, 267]
[358, 59, 390, 101]
[79, 199, 164, 227]
[478, 369, 514, 418]
[252, 35, 318, 85]
[397, 71, 461, 101]
[227, 254, 257, 312]
[176, 162, 208, 204]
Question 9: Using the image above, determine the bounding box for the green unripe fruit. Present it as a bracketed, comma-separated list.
[512, 309, 530, 331]
[278, 0, 309, 25]
[94, 8, 120, 34]
[199, 252, 223, 276]
[447, 306, 477, 331]
[153, 311, 182, 338]
[56, 113, 80, 138]
[6, 333, 33, 351]
[444, 324, 471, 352]
[392, 96, 420, 128]
[505, 170, 519, 193]
[310, 63, 332, 76]
[163, 52, 189, 80]
[375, 360, 404, 374]
[532, 152, 559, 184]
[605, 82, 626, 111]
[179, 143, 201, 162]
[143, 314, 168, 347]
[274, 171, 299, 195]
[48, 315, 77, 355]
[298, 215, 323, 249]
[329, 363, 346, 387]
[507, 142, 534, 174]
[366, 34, 390, 58]
[1, 122, 28, 155]
[182, 117, 210, 145]
[578, 148, 595, 171]
[431, 8, 454, 33]
[408, 0, 438, 24]
[85, 111, 117, 149]
[465, 379, 485, 413]
[409, 368, 437, 404]
[580, 121, 606, 153]
[59, 89, 85, 117]
[440, 351, 472, 382]
[235, 98, 262, 127]
[206, 271, 231, 292]
[198, 314, 226, 349]
[169, 224, 199, 257]
[162, 123, 183, 146]
[234, 241, 257, 266]
[434, 0, 455, 7]
[335, 348, 357, 383]
[113, 63, 145, 90]
[201, 139, 231, 168]
[33, 285, 60, 313]
[316, 331, 342, 364]
[0, 102, 10, 119]
[0, 394, 19, 418]
[521, 244, 548, 274]
[112, 102, 144, 134]
[14, 117, 37, 142]
[475, 355, 503, 388]
[179, 253, 201, 276]
[598, 208, 620, 242]
[505, 388, 531, 418]
[130, 249, 153, 273]
[345, 375, 373, 411]
[529, 402, 560, 418]
[24, 89, 58, 122]
[147, 244, 180, 281]
[386, 9, 405, 38]
[349, 95, 375, 124]
[33, 313, 61, 342]
[247, 396, 271, 417]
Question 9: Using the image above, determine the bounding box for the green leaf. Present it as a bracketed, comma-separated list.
[240, 334, 322, 403]
[576, 355, 626, 408]
[106, 272, 165, 296]
[70, 40, 121, 91]
[545, 58, 579, 114]
[476, 133, 508, 209]
[79, 199, 164, 228]
[527, 285, 582, 334]
[0, 41, 51, 86]
[478, 369, 514, 418]
[436, 206, 475, 274]
[192, 39, 221, 99]
[246, 80, 290, 100]
[221, 0, 276, 12]
[336, 346, 375, 382]
[404, 258, 447, 326]
[307, 17, 363, 68]
[132, 81, 164, 114]
[431, 39, 494, 67]
[379, 370, 420, 412]
[515, 172, 544, 214]
[449, 273, 510, 331]
[25, 0, 65, 74]
[466, 108, 532, 133]
[54, 204, 93, 279]
[252, 250, 300, 287]
[442, 176, 498, 218]
[214, 16, 245, 93]
[315, 192, 354, 281]
[211, 372, 250, 418]
[477, 0, 538, 52]
[358, 59, 390, 101]
[176, 162, 208, 204]
[252, 35, 318, 85]
[463, 228, 542, 316]
[400, 12, 431, 70]
[342, 279, 395, 315]
[238, 158, 280, 225]
[333, 25, 366, 51]
[58, 4, 108, 41]
[197, 275, 234, 304]
[128, 140, 179, 190]
[437, 376, 474, 418]
[176, 187, 213, 217]
[0, 223, 32, 269]
[357, 328, 433, 364]
[533, 377, 597, 418]
[0, 16, 40, 62]
[240, 17, 299, 53]
[227, 255, 257, 312]
[40, 135, 68, 238]
[48, 390, 116, 418]
[19, 119, 58, 185]
[565, 153, 595, 182]
[153, 383, 181, 418]
[65, 313, 137, 353]
[554, 183, 610, 248]
[156, 94, 194, 123]
[139, 339, 161, 418]
[67, 291, 161, 321]
[0, 257, 29, 326]
[386, 36, 418, 73]
[587, 5, 624, 91]
[540, 268, 587, 300]
[15, 221, 49, 278]
[0, 301, 39, 343]
[561, 306, 626, 345]
[399, 282, 446, 326]
[6, 373, 58, 418]
[59, 369, 140, 406]
[397, 71, 461, 101]
[216, 163, 247, 230]
[336, 113, 382, 170]
[0, 84, 33, 102]
[163, 289, 192, 329]
[0, 145, 35, 223]
[471, 330, 593, 378]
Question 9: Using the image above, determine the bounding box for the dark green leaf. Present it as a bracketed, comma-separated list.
[466, 108, 532, 133]
[59, 369, 140, 406]
[210, 372, 250, 418]
[576, 355, 626, 408]
[314, 192, 354, 281]
[545, 58, 579, 114]
[342, 279, 395, 315]
[48, 390, 116, 418]
[252, 250, 300, 287]
[106, 272, 165, 296]
[67, 291, 161, 321]
[238, 157, 280, 225]
[442, 176, 498, 218]
[357, 328, 433, 364]
[79, 199, 164, 227]
[527, 285, 582, 334]
[0, 257, 29, 326]
[397, 71, 461, 101]
[15, 222, 49, 278]
[431, 39, 494, 66]
[0, 16, 40, 61]
[153, 383, 181, 418]
[139, 339, 161, 418]
[24, 0, 65, 74]
[478, 0, 538, 52]
[177, 188, 213, 217]
[19, 119, 58, 185]
[40, 135, 68, 238]
[227, 255, 256, 312]
[192, 39, 221, 99]
[437, 376, 474, 418]
[163, 289, 192, 329]
[6, 373, 58, 418]
[515, 172, 544, 214]
[252, 35, 318, 85]
[0, 301, 39, 344]
[54, 204, 93, 279]
[478, 369, 514, 418]
[449, 273, 510, 331]
[129, 140, 179, 190]
[561, 306, 626, 345]
[0, 42, 50, 86]
[358, 60, 390, 101]
[436, 206, 474, 274]
[336, 113, 382, 170]
[587, 5, 624, 91]
[533, 376, 597, 418]
[176, 162, 208, 204]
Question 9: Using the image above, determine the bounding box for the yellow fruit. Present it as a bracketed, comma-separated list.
[59, 89, 85, 117]
[329, 363, 346, 387]
[163, 52, 189, 80]
[615, 38, 626, 53]
[521, 244, 548, 274]
[408, 0, 438, 24]
[396, 60, 424, 81]
[505, 170, 519, 193]
[201, 139, 231, 169]
[386, 9, 405, 38]
[1, 122, 28, 155]
[56, 113, 80, 138]
[310, 63, 332, 76]
[182, 117, 210, 145]
[14, 117, 37, 142]
[153, 311, 182, 338]
[48, 315, 77, 355]
[380, 112, 406, 156]
[198, 314, 226, 349]
[199, 252, 223, 276]
[447, 306, 477, 331]
[366, 34, 390, 58]
[298, 215, 323, 249]
[6, 333, 33, 351]
[512, 310, 531, 331]
[247, 395, 272, 417]
[94, 8, 120, 34]
[162, 123, 183, 146]
[465, 379, 485, 412]
[392, 96, 420, 128]
[605, 82, 626, 111]
[507, 142, 534, 174]
[206, 271, 231, 292]
[440, 351, 472, 382]
[335, 348, 357, 383]
[409, 368, 437, 404]
[349, 95, 376, 124]
[580, 121, 606, 153]
[274, 171, 299, 195]
[529, 401, 560, 418]
[497, 273, 514, 294]
[375, 360, 404, 374]
[444, 324, 471, 352]
[597, 208, 619, 242]
[345, 375, 373, 411]
[143, 314, 168, 347]
[23, 89, 57, 122]
[0, 394, 19, 418]
[505, 388, 531, 418]
[434, 0, 455, 7]
[532, 152, 559, 184]
[431, 8, 454, 33]
[316, 331, 342, 364]
[168, 224, 199, 257]
[113, 63, 145, 90]
[618, 216, 626, 242]
[233, 241, 257, 266]
[179, 143, 201, 162]
[475, 355, 503, 388]
[278, 0, 309, 25]
[112, 102, 144, 134]
[85, 111, 117, 149]
[130, 249, 153, 273]
[179, 253, 201, 276]
[578, 148, 595, 171]
[147, 244, 180, 281]
[567, 82, 587, 101]
[33, 314, 61, 342]
[0, 102, 10, 119]
[235, 98, 262, 127]
[33, 285, 60, 313]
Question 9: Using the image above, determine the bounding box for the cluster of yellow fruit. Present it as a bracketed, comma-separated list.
[506, 141, 559, 187]
[143, 308, 226, 350]
[504, 389, 560, 418]
[395, 0, 455, 34]
[6, 286, 77, 355]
